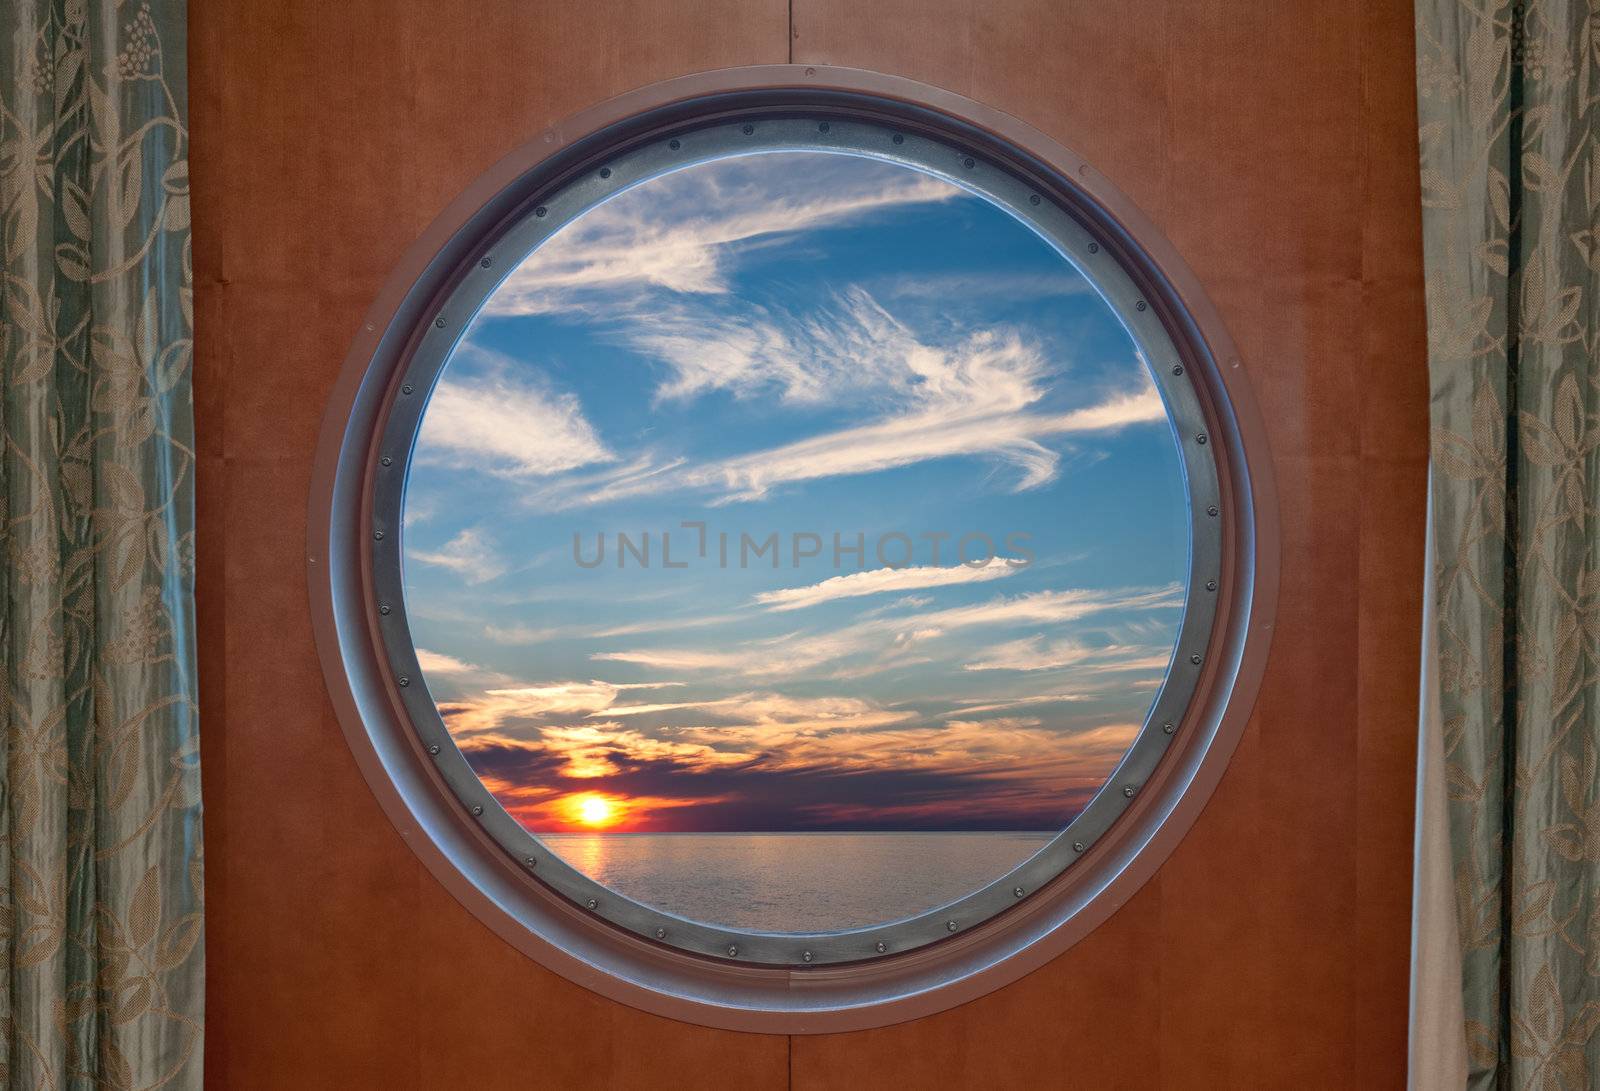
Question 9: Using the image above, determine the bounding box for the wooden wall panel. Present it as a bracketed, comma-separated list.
[189, 2, 791, 1088]
[192, 0, 1427, 1086]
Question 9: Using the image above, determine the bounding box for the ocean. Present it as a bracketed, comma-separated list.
[538, 831, 1055, 933]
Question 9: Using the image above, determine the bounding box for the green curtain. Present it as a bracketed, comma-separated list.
[1416, 0, 1600, 1086]
[0, 1, 202, 1088]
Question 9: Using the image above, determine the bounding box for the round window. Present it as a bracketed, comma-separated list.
[311, 67, 1275, 1029]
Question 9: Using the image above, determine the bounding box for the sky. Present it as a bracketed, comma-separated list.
[401, 149, 1192, 834]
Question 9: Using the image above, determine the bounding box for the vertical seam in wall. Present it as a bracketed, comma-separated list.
[787, 0, 794, 63]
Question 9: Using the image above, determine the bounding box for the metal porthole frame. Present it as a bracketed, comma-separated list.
[308, 65, 1279, 1033]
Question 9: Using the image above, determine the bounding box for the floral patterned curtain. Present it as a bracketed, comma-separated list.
[0, 1, 202, 1088]
[1415, 0, 1600, 1086]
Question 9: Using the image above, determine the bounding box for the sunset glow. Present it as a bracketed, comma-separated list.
[569, 793, 622, 829]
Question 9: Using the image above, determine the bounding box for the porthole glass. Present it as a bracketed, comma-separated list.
[385, 115, 1217, 962]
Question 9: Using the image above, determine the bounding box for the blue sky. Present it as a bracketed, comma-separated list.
[401, 150, 1191, 833]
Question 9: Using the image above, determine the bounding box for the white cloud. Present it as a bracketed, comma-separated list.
[483, 623, 563, 644]
[587, 612, 746, 638]
[520, 289, 1166, 509]
[594, 583, 1182, 679]
[683, 378, 1161, 504]
[414, 649, 482, 674]
[443, 679, 685, 733]
[604, 692, 916, 734]
[900, 584, 1181, 635]
[626, 286, 936, 405]
[416, 159, 1167, 508]
[408, 528, 508, 585]
[483, 156, 960, 315]
[669, 711, 1136, 783]
[754, 557, 1023, 612]
[962, 637, 1173, 674]
[588, 646, 777, 673]
[879, 270, 1096, 303]
[944, 693, 1091, 716]
[599, 699, 722, 717]
[1047, 384, 1168, 432]
[416, 346, 614, 478]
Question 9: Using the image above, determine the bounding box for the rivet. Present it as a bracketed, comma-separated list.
[434, 317, 445, 328]
[398, 676, 409, 687]
[892, 133, 904, 145]
[1136, 300, 1148, 312]
[802, 950, 814, 963]
[1163, 722, 1175, 734]
[818, 122, 830, 133]
[1190, 653, 1203, 665]
[427, 743, 440, 755]
[875, 941, 887, 953]
[471, 805, 483, 816]
[525, 856, 537, 868]
[379, 603, 391, 615]
[373, 530, 384, 540]
[946, 920, 958, 932]
[380, 456, 392, 466]
[669, 138, 681, 150]
[401, 384, 413, 395]
[480, 256, 492, 268]
[727, 944, 739, 957]
[1123, 785, 1136, 798]
[1206, 579, 1217, 592]
[599, 167, 612, 178]
[1088, 242, 1100, 254]
[741, 124, 754, 135]
[1207, 505, 1219, 516]
[1197, 433, 1209, 445]
[1173, 364, 1184, 375]
[1073, 841, 1085, 852]
[1013, 886, 1025, 898]
[1029, 194, 1041, 205]
[534, 206, 547, 218]
[587, 898, 598, 909]
[655, 927, 667, 939]
[962, 156, 975, 168]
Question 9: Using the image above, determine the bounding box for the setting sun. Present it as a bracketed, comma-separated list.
[568, 793, 620, 828]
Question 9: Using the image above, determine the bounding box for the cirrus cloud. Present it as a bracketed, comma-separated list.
[754, 557, 1025, 612]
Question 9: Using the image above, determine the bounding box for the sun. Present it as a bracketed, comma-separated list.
[570, 793, 619, 828]
[578, 796, 614, 826]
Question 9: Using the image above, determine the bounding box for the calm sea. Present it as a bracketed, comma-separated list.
[538, 831, 1055, 933]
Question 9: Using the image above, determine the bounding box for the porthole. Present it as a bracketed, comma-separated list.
[310, 66, 1277, 1031]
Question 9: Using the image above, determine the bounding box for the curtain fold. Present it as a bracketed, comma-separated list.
[1414, 0, 1600, 1086]
[0, 2, 202, 1088]
[1413, 483, 1471, 1088]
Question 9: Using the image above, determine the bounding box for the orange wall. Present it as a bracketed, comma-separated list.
[191, 1, 1427, 1086]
